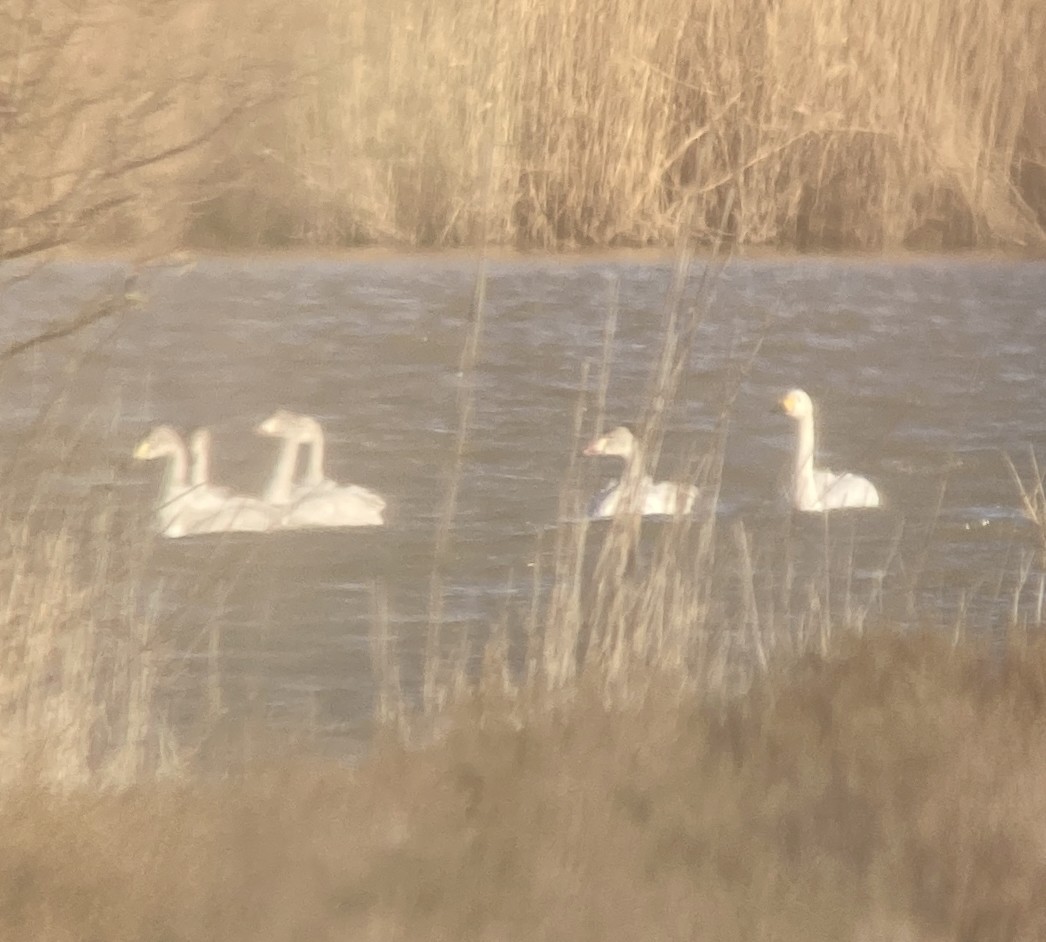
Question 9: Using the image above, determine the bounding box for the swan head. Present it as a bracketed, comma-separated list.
[256, 410, 321, 441]
[583, 425, 636, 458]
[256, 409, 296, 438]
[134, 425, 184, 460]
[777, 388, 814, 420]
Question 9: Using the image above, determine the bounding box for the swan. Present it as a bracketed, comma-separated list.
[133, 425, 196, 536]
[582, 425, 699, 518]
[134, 426, 279, 537]
[256, 410, 386, 527]
[187, 428, 233, 508]
[776, 388, 881, 512]
[186, 427, 282, 533]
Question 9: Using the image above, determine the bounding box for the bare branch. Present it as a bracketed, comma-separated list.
[0, 273, 141, 366]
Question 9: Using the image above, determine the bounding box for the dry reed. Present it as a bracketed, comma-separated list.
[4, 0, 1046, 254]
[0, 490, 170, 788]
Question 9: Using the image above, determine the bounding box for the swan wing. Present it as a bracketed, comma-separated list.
[642, 480, 699, 516]
[813, 469, 880, 510]
[292, 478, 338, 501]
[197, 497, 281, 533]
[589, 477, 697, 518]
[339, 484, 387, 512]
[587, 479, 621, 518]
[157, 494, 280, 537]
[185, 482, 234, 510]
[280, 485, 386, 528]
[587, 475, 654, 517]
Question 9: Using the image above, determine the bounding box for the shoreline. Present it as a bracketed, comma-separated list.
[38, 242, 1046, 268]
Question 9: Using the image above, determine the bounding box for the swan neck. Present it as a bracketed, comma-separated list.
[794, 413, 816, 488]
[164, 443, 189, 499]
[618, 440, 648, 503]
[621, 439, 644, 475]
[190, 442, 208, 487]
[305, 430, 326, 486]
[265, 436, 300, 503]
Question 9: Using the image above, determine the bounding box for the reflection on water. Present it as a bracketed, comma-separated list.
[1, 255, 1045, 753]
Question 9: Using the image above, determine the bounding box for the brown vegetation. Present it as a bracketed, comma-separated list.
[0, 494, 167, 786]
[4, 0, 1046, 254]
[0, 630, 1043, 941]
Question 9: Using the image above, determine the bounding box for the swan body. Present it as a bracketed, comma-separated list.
[776, 388, 881, 512]
[582, 425, 699, 518]
[256, 410, 386, 528]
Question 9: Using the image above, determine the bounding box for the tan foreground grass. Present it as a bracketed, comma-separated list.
[0, 630, 1042, 941]
[0, 504, 169, 788]
[3, 0, 1046, 255]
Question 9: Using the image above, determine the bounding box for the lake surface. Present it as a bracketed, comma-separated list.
[1, 255, 1044, 756]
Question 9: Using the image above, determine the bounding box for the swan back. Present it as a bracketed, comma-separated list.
[186, 496, 282, 535]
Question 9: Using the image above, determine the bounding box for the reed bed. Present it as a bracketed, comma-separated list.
[4, 0, 1046, 254]
[0, 491, 169, 788]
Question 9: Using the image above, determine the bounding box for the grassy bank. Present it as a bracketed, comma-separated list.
[0, 630, 1043, 941]
[4, 0, 1046, 255]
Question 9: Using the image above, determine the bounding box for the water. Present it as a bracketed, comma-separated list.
[1, 255, 1044, 752]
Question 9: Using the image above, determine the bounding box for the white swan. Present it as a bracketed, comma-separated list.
[187, 428, 233, 508]
[776, 388, 881, 512]
[256, 410, 386, 527]
[133, 425, 195, 536]
[582, 425, 699, 518]
[134, 426, 279, 537]
[186, 427, 282, 533]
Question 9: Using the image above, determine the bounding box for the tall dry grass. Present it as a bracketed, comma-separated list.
[0, 493, 170, 788]
[0, 630, 1045, 940]
[0, 277, 178, 787]
[182, 0, 1046, 250]
[4, 0, 1046, 253]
